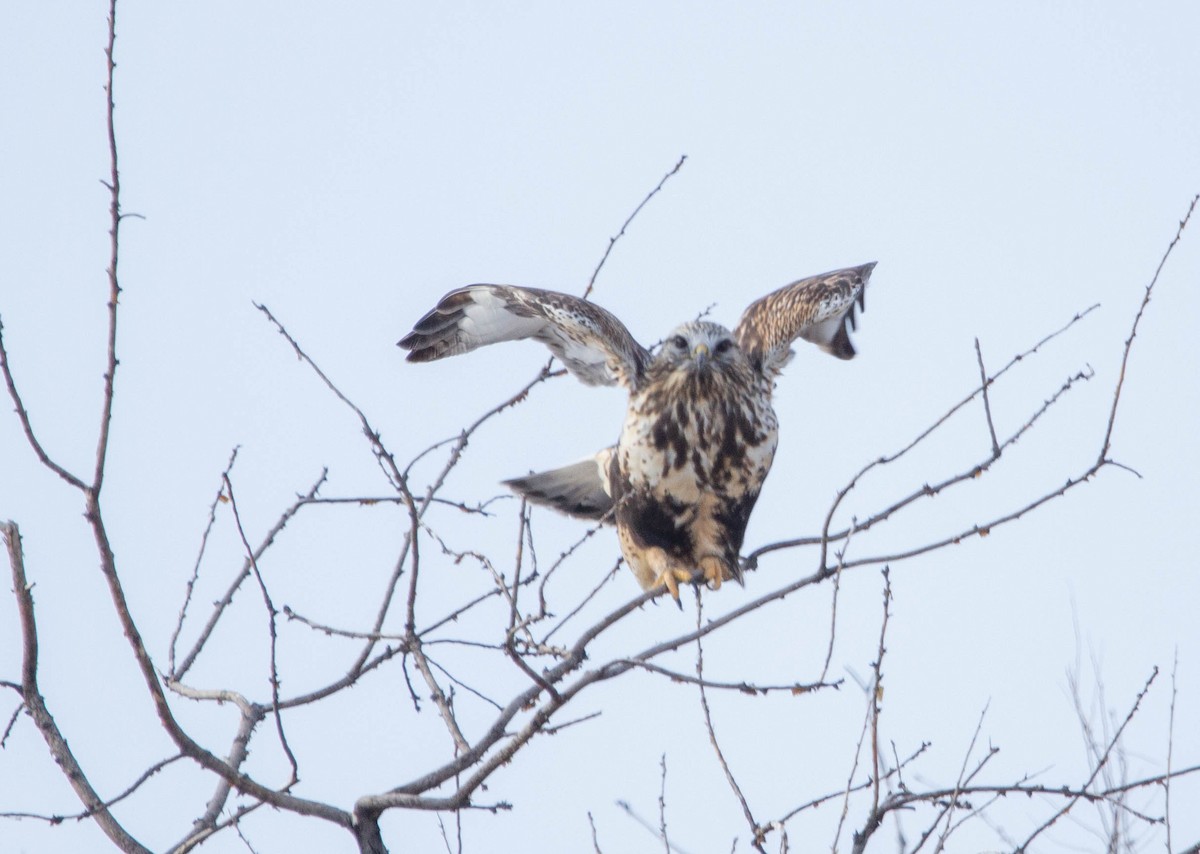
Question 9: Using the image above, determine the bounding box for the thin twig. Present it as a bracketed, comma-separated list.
[658, 753, 671, 854]
[833, 670, 874, 852]
[171, 468, 327, 682]
[695, 591, 763, 851]
[582, 155, 687, 300]
[1166, 647, 1178, 854]
[541, 711, 603, 735]
[424, 653, 505, 712]
[974, 338, 1001, 458]
[93, 0, 124, 496]
[0, 701, 21, 747]
[1015, 667, 1159, 851]
[1099, 193, 1198, 461]
[0, 321, 88, 490]
[541, 558, 623, 644]
[615, 799, 694, 854]
[537, 520, 610, 620]
[834, 764, 1200, 848]
[0, 751, 185, 826]
[588, 811, 604, 853]
[771, 742, 931, 831]
[620, 660, 839, 696]
[818, 519, 856, 684]
[873, 571, 892, 812]
[169, 446, 240, 676]
[223, 473, 300, 787]
[931, 702, 992, 852]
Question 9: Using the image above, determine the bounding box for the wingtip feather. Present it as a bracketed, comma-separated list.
[828, 323, 857, 360]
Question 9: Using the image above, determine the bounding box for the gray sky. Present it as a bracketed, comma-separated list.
[3, 3, 1198, 852]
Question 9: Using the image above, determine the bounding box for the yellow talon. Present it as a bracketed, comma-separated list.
[653, 568, 694, 603]
[699, 555, 728, 591]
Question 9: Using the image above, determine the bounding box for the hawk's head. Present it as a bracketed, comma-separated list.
[658, 321, 735, 366]
[649, 320, 753, 390]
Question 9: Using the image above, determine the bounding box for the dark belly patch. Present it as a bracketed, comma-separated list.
[617, 492, 692, 559]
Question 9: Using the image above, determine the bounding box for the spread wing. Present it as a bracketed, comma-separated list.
[398, 285, 650, 389]
[734, 262, 876, 378]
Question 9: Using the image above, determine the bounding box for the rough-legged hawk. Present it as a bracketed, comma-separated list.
[399, 263, 875, 600]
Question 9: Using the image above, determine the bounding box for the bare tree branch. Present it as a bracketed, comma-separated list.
[588, 810, 605, 853]
[93, 0, 124, 496]
[223, 472, 300, 787]
[0, 700, 21, 747]
[974, 337, 1000, 458]
[847, 569, 894, 854]
[1098, 193, 1199, 461]
[170, 467, 328, 682]
[1166, 648, 1179, 854]
[0, 321, 88, 490]
[582, 154, 688, 301]
[927, 704, 996, 853]
[0, 753, 186, 826]
[695, 592, 763, 852]
[659, 753, 672, 854]
[169, 446, 240, 676]
[746, 304, 1100, 567]
[3, 521, 151, 853]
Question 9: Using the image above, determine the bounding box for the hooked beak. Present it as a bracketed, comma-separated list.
[692, 342, 710, 367]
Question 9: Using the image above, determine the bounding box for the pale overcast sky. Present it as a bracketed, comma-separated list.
[2, 3, 1198, 853]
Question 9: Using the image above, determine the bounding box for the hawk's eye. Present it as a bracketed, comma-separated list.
[714, 339, 733, 354]
[671, 335, 688, 350]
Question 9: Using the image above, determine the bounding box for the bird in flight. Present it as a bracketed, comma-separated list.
[399, 263, 875, 601]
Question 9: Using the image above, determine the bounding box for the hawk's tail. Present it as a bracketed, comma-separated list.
[503, 450, 614, 521]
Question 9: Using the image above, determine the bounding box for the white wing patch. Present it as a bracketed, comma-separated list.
[399, 285, 651, 389]
[458, 288, 545, 346]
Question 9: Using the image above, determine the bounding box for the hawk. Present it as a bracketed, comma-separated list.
[399, 263, 875, 601]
